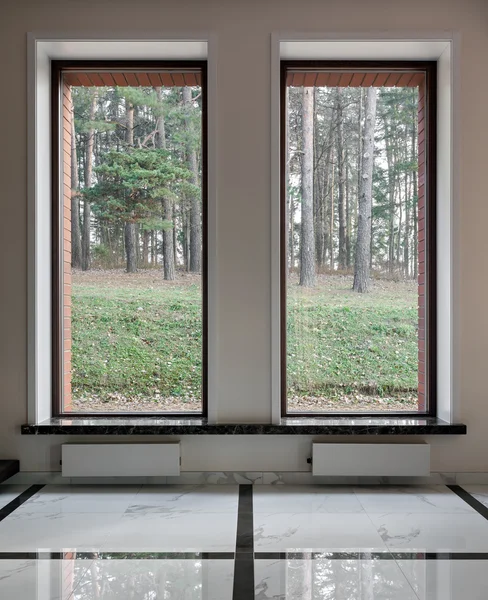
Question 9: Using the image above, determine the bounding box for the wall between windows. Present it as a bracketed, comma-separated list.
[0, 0, 486, 473]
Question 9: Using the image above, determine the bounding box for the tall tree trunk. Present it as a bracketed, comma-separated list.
[125, 223, 137, 273]
[70, 107, 82, 268]
[299, 87, 315, 287]
[142, 230, 150, 267]
[404, 168, 410, 277]
[329, 150, 335, 269]
[385, 128, 396, 274]
[286, 87, 293, 272]
[182, 87, 202, 273]
[345, 153, 351, 268]
[353, 87, 377, 293]
[336, 89, 347, 270]
[356, 88, 363, 251]
[411, 101, 418, 280]
[155, 87, 175, 280]
[124, 99, 137, 273]
[82, 92, 97, 271]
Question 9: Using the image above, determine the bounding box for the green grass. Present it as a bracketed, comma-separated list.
[72, 272, 418, 403]
[287, 280, 417, 398]
[72, 280, 202, 402]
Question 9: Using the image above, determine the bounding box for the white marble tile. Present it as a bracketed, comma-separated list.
[127, 484, 239, 514]
[254, 513, 387, 552]
[166, 471, 263, 485]
[369, 512, 488, 551]
[101, 511, 238, 552]
[20, 485, 141, 515]
[255, 557, 419, 599]
[71, 558, 234, 600]
[253, 485, 364, 514]
[460, 485, 488, 508]
[0, 559, 91, 599]
[0, 485, 31, 510]
[0, 511, 120, 552]
[396, 559, 488, 600]
[261, 472, 317, 485]
[354, 485, 474, 514]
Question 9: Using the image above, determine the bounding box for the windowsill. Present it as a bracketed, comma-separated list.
[21, 416, 466, 435]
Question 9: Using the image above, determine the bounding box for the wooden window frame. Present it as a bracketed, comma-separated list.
[51, 59, 208, 418]
[280, 60, 437, 418]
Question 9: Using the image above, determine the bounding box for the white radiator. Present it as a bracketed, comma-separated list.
[312, 443, 430, 477]
[61, 443, 181, 477]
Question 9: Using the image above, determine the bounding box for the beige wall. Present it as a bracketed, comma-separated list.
[0, 0, 487, 473]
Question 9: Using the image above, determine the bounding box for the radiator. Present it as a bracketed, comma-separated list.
[61, 443, 181, 477]
[311, 443, 430, 477]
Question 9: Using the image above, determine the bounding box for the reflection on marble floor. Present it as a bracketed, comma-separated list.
[396, 559, 488, 600]
[72, 559, 235, 600]
[0, 558, 235, 600]
[254, 556, 419, 600]
[0, 559, 90, 600]
[4, 556, 488, 599]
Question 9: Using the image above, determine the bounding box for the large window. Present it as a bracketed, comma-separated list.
[281, 61, 436, 416]
[52, 61, 207, 416]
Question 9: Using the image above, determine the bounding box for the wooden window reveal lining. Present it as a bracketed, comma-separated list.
[286, 71, 424, 87]
[63, 71, 202, 87]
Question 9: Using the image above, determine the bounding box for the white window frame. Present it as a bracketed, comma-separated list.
[270, 32, 460, 424]
[27, 33, 218, 424]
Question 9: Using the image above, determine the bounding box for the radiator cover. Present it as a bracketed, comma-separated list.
[312, 443, 430, 477]
[61, 443, 181, 477]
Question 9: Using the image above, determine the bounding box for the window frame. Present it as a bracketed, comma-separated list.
[279, 59, 438, 418]
[51, 59, 208, 418]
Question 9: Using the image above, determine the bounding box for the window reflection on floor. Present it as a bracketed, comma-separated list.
[52, 555, 233, 600]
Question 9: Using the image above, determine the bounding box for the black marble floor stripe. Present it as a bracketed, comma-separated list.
[0, 485, 44, 522]
[2, 550, 488, 562]
[0, 551, 236, 560]
[233, 484, 254, 600]
[254, 551, 488, 561]
[447, 485, 488, 520]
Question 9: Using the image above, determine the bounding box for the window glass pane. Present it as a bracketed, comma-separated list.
[284, 70, 426, 414]
[60, 68, 204, 414]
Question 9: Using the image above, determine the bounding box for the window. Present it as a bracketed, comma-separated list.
[52, 61, 207, 416]
[281, 61, 436, 416]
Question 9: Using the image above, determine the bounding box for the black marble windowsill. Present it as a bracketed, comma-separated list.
[20, 417, 466, 436]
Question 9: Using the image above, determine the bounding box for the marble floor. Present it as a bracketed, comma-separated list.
[0, 483, 488, 598]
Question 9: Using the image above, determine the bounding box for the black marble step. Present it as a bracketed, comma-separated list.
[21, 417, 466, 436]
[0, 460, 20, 483]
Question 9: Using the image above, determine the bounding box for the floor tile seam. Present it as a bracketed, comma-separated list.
[347, 498, 394, 555]
[67, 558, 94, 600]
[391, 555, 422, 600]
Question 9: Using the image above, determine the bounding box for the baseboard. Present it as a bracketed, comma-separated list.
[3, 470, 487, 485]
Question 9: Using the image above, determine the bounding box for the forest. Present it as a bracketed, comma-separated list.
[285, 82, 420, 413]
[66, 77, 420, 413]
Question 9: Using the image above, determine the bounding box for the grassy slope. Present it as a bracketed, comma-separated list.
[72, 272, 417, 404]
[287, 274, 417, 399]
[72, 278, 202, 404]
